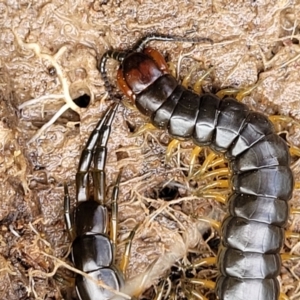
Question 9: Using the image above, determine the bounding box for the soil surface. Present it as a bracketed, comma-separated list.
[1, 0, 300, 299]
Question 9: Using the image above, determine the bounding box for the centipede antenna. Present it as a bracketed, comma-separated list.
[98, 50, 128, 101]
[132, 34, 213, 53]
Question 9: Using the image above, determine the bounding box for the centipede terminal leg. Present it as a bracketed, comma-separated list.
[64, 183, 75, 240]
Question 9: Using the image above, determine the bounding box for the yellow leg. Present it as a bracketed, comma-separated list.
[188, 257, 217, 269]
[285, 231, 300, 240]
[184, 288, 209, 300]
[269, 115, 300, 127]
[120, 225, 138, 274]
[216, 83, 259, 101]
[193, 68, 215, 95]
[166, 139, 180, 162]
[294, 182, 300, 190]
[64, 183, 76, 241]
[181, 65, 214, 94]
[193, 165, 230, 202]
[290, 208, 300, 214]
[208, 156, 227, 169]
[196, 217, 221, 232]
[281, 208, 300, 266]
[279, 293, 290, 300]
[201, 192, 227, 204]
[189, 278, 216, 290]
[110, 172, 122, 262]
[289, 148, 300, 190]
[198, 180, 229, 191]
[290, 146, 300, 157]
[281, 253, 300, 262]
[192, 152, 218, 178]
[199, 167, 230, 181]
[189, 147, 229, 180]
[167, 62, 177, 78]
[189, 146, 203, 177]
[122, 98, 139, 111]
[268, 115, 300, 141]
[195, 150, 227, 177]
[235, 83, 259, 101]
[181, 63, 213, 92]
[182, 278, 215, 300]
[216, 88, 240, 99]
[131, 122, 156, 137]
[182, 66, 198, 88]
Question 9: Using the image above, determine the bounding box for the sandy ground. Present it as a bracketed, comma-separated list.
[1, 0, 300, 299]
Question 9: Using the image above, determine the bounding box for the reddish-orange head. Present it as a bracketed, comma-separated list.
[117, 48, 169, 102]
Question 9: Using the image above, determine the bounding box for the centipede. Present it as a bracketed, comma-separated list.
[98, 34, 294, 300]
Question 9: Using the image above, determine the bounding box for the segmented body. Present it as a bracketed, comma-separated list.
[64, 104, 125, 300]
[99, 35, 294, 300]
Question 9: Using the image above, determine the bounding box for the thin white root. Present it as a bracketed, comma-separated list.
[18, 94, 64, 110]
[27, 103, 70, 144]
[13, 29, 81, 143]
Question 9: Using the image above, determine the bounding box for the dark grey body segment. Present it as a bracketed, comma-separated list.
[152, 84, 185, 129]
[135, 75, 178, 116]
[193, 93, 220, 145]
[220, 217, 284, 253]
[216, 276, 279, 300]
[227, 194, 289, 226]
[226, 112, 274, 158]
[74, 201, 108, 236]
[168, 90, 201, 138]
[218, 247, 281, 278]
[210, 98, 249, 152]
[232, 166, 293, 199]
[76, 268, 123, 300]
[231, 133, 291, 172]
[72, 234, 113, 272]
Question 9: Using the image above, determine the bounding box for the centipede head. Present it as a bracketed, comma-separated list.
[117, 48, 169, 102]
